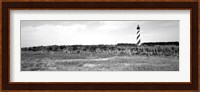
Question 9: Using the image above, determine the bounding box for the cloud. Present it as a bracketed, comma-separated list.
[21, 24, 88, 47]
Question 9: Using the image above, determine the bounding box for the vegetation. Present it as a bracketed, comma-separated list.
[22, 42, 179, 57]
[21, 42, 179, 71]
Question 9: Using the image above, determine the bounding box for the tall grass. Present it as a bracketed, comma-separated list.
[22, 45, 179, 57]
[21, 43, 179, 71]
[21, 51, 179, 71]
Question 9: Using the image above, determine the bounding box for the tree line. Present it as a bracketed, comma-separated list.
[21, 42, 179, 56]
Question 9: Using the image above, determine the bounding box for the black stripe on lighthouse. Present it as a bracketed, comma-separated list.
[137, 39, 141, 45]
[137, 34, 140, 40]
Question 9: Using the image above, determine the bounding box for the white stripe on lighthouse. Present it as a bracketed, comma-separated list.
[136, 25, 141, 45]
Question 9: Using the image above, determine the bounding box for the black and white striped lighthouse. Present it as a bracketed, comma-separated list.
[136, 25, 141, 46]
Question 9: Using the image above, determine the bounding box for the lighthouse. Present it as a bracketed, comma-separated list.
[136, 25, 141, 46]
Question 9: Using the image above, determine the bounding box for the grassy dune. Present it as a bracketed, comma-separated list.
[21, 51, 179, 71]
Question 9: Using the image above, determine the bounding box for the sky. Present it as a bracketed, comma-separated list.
[21, 20, 179, 47]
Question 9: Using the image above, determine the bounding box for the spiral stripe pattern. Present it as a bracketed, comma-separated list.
[136, 25, 141, 46]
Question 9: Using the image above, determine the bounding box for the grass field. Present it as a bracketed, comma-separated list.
[21, 51, 179, 71]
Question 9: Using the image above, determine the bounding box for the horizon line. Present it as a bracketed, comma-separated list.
[21, 41, 179, 48]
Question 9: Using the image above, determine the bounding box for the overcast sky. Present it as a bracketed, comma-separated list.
[21, 20, 179, 47]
